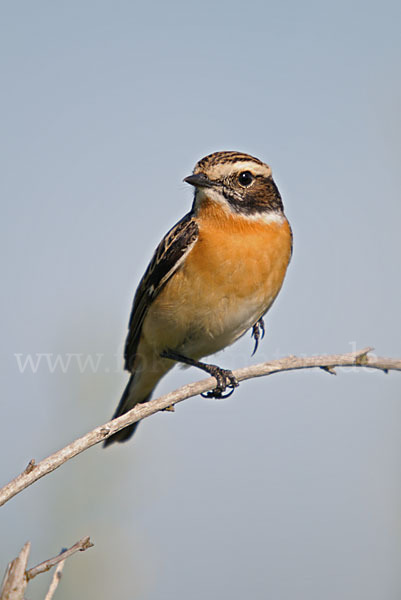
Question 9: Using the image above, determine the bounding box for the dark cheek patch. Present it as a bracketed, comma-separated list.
[224, 177, 284, 214]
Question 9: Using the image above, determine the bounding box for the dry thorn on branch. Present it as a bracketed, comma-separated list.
[23, 459, 35, 474]
[320, 366, 337, 375]
[0, 347, 400, 509]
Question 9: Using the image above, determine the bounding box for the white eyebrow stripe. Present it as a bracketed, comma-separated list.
[225, 161, 272, 176]
[199, 161, 272, 180]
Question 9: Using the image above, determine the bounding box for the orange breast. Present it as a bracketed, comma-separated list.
[146, 203, 292, 352]
[185, 203, 292, 305]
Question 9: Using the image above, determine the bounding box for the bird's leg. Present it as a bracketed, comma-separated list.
[160, 349, 239, 399]
[251, 318, 265, 356]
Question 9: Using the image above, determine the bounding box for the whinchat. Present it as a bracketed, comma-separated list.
[104, 151, 292, 446]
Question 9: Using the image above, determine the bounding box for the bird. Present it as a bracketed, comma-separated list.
[104, 151, 292, 446]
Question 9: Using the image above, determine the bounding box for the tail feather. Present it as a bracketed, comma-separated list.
[103, 375, 151, 448]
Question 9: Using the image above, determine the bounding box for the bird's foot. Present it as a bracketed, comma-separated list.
[160, 349, 238, 399]
[200, 365, 239, 399]
[251, 318, 265, 356]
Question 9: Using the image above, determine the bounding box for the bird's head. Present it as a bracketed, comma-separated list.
[184, 151, 284, 217]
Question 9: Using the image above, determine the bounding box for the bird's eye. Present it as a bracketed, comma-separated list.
[238, 171, 254, 187]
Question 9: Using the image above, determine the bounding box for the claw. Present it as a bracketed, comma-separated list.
[201, 367, 239, 399]
[251, 318, 265, 356]
[201, 387, 236, 399]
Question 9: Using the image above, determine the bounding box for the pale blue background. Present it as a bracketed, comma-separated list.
[1, 1, 401, 598]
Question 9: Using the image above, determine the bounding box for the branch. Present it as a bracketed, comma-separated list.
[1, 347, 400, 508]
[44, 561, 65, 600]
[0, 537, 93, 600]
[0, 542, 30, 600]
[26, 536, 93, 580]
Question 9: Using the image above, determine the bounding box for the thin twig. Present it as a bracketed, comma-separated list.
[44, 561, 65, 600]
[0, 347, 400, 508]
[26, 537, 93, 581]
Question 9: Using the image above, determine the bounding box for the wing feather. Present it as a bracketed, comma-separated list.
[124, 213, 198, 371]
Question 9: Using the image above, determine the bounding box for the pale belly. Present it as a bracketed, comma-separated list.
[143, 284, 271, 360]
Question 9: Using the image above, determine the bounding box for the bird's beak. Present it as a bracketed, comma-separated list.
[183, 173, 214, 188]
